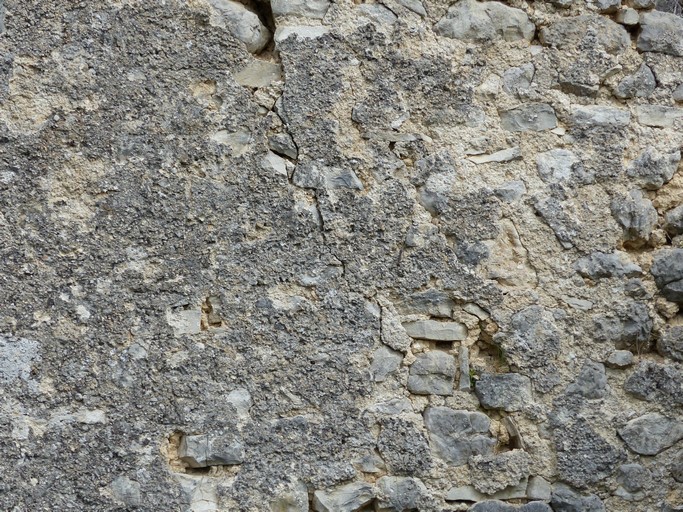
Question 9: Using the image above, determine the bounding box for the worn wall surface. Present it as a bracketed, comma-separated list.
[0, 0, 682, 510]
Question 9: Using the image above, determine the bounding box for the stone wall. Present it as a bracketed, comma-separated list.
[0, 0, 682, 510]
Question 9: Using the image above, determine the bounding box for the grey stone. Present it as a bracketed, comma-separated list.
[178, 433, 244, 468]
[475, 373, 532, 411]
[0, 335, 40, 384]
[446, 479, 529, 502]
[550, 0, 574, 7]
[207, 0, 271, 53]
[434, 0, 535, 43]
[271, 0, 331, 19]
[269, 133, 298, 159]
[593, 301, 652, 351]
[468, 501, 552, 512]
[665, 205, 683, 237]
[370, 346, 403, 382]
[651, 249, 683, 303]
[636, 105, 683, 128]
[624, 360, 683, 406]
[459, 345, 471, 390]
[407, 351, 456, 395]
[375, 476, 430, 512]
[672, 449, 683, 482]
[674, 83, 683, 102]
[614, 64, 656, 99]
[617, 463, 651, 493]
[275, 26, 330, 43]
[593, 0, 622, 12]
[566, 362, 607, 399]
[618, 413, 683, 455]
[533, 197, 579, 249]
[540, 14, 630, 54]
[526, 476, 551, 501]
[270, 481, 309, 512]
[496, 180, 527, 202]
[630, 0, 655, 7]
[423, 407, 495, 466]
[111, 476, 142, 508]
[469, 450, 531, 494]
[396, 0, 427, 17]
[467, 147, 521, 164]
[536, 149, 585, 187]
[571, 105, 631, 127]
[261, 151, 289, 177]
[379, 298, 413, 352]
[637, 11, 683, 57]
[550, 484, 605, 512]
[657, 325, 683, 362]
[627, 147, 681, 190]
[575, 251, 641, 280]
[611, 189, 657, 244]
[358, 4, 398, 25]
[235, 61, 283, 88]
[616, 7, 640, 25]
[402, 319, 467, 341]
[606, 350, 635, 368]
[503, 64, 535, 96]
[367, 398, 412, 415]
[312, 482, 374, 512]
[500, 104, 558, 132]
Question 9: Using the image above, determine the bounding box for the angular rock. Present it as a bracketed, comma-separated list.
[469, 450, 531, 494]
[375, 476, 430, 512]
[446, 479, 528, 502]
[312, 482, 374, 512]
[664, 205, 683, 237]
[423, 407, 495, 466]
[605, 350, 634, 368]
[534, 197, 579, 249]
[402, 320, 467, 341]
[271, 0, 331, 19]
[503, 63, 535, 96]
[275, 26, 330, 43]
[261, 151, 289, 177]
[110, 476, 142, 508]
[370, 346, 403, 382]
[178, 433, 244, 468]
[550, 484, 605, 512]
[651, 249, 683, 303]
[407, 351, 456, 395]
[618, 413, 683, 455]
[635, 105, 683, 128]
[469, 501, 552, 512]
[627, 147, 681, 190]
[377, 418, 433, 475]
[540, 15, 630, 54]
[592, 301, 652, 351]
[571, 106, 631, 127]
[593, 0, 621, 12]
[459, 346, 471, 391]
[624, 360, 683, 406]
[637, 11, 683, 57]
[674, 83, 683, 103]
[396, 0, 427, 17]
[536, 149, 586, 187]
[467, 147, 521, 164]
[617, 463, 651, 493]
[616, 7, 640, 25]
[614, 64, 656, 99]
[500, 104, 558, 132]
[434, 0, 535, 43]
[475, 373, 533, 411]
[566, 362, 607, 399]
[611, 189, 657, 244]
[526, 476, 551, 501]
[657, 325, 683, 362]
[208, 0, 271, 53]
[575, 251, 641, 280]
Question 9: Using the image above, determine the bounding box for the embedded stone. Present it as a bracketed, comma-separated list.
[370, 346, 403, 382]
[475, 373, 532, 411]
[312, 483, 375, 512]
[637, 11, 683, 57]
[618, 413, 683, 455]
[178, 433, 244, 468]
[423, 407, 495, 466]
[271, 0, 331, 19]
[611, 189, 657, 244]
[574, 251, 641, 280]
[627, 147, 681, 190]
[605, 350, 634, 368]
[407, 351, 456, 395]
[402, 320, 467, 341]
[500, 104, 558, 132]
[635, 106, 683, 128]
[550, 484, 605, 512]
[207, 0, 271, 53]
[614, 64, 656, 99]
[375, 476, 430, 512]
[657, 325, 683, 362]
[651, 249, 683, 303]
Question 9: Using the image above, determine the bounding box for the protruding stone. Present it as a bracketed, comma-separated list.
[617, 463, 651, 493]
[396, 0, 427, 17]
[475, 373, 532, 411]
[624, 360, 683, 406]
[616, 7, 640, 25]
[178, 433, 244, 468]
[459, 346, 471, 391]
[503, 64, 535, 96]
[566, 362, 607, 399]
[605, 350, 634, 368]
[207, 0, 271, 54]
[657, 325, 683, 362]
[614, 64, 656, 99]
[637, 11, 683, 57]
[469, 450, 531, 495]
[424, 407, 495, 466]
[500, 104, 558, 132]
[371, 346, 403, 382]
[571, 105, 630, 127]
[407, 351, 456, 395]
[312, 483, 374, 512]
[618, 413, 683, 455]
[446, 480, 528, 503]
[467, 147, 521, 164]
[550, 484, 605, 512]
[575, 251, 641, 279]
[651, 249, 683, 303]
[111, 476, 142, 508]
[664, 205, 683, 237]
[375, 476, 430, 512]
[526, 476, 551, 501]
[611, 189, 657, 244]
[275, 26, 330, 43]
[434, 0, 535, 42]
[674, 84, 683, 103]
[593, 0, 621, 13]
[635, 106, 683, 128]
[271, 0, 331, 19]
[402, 320, 467, 341]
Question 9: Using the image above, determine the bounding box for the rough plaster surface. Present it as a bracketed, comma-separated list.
[0, 0, 682, 511]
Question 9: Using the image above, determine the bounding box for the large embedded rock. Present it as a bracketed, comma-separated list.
[469, 450, 531, 494]
[657, 325, 683, 362]
[370, 346, 403, 382]
[637, 11, 683, 57]
[624, 360, 683, 407]
[614, 64, 656, 99]
[423, 407, 496, 466]
[402, 319, 467, 341]
[375, 476, 431, 512]
[434, 0, 535, 43]
[618, 413, 683, 455]
[271, 0, 331, 19]
[550, 484, 605, 512]
[474, 373, 533, 411]
[574, 251, 641, 280]
[178, 433, 244, 468]
[611, 189, 657, 244]
[207, 0, 271, 53]
[407, 351, 456, 395]
[566, 362, 607, 399]
[651, 249, 683, 303]
[312, 483, 375, 512]
[500, 104, 558, 132]
[626, 147, 681, 190]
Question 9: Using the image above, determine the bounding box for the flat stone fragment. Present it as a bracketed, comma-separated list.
[271, 0, 331, 19]
[536, 149, 583, 185]
[575, 251, 641, 279]
[423, 407, 495, 466]
[261, 151, 289, 177]
[475, 373, 532, 411]
[402, 319, 467, 341]
[371, 346, 403, 382]
[178, 433, 244, 468]
[468, 501, 552, 511]
[459, 345, 471, 390]
[396, 0, 427, 16]
[613, 64, 656, 99]
[467, 147, 521, 164]
[110, 476, 142, 508]
[526, 476, 551, 501]
[275, 26, 330, 43]
[539, 14, 630, 54]
[550, 484, 605, 512]
[635, 106, 683, 128]
[234, 61, 282, 88]
[312, 482, 374, 512]
[618, 413, 683, 455]
[616, 7, 640, 25]
[637, 11, 683, 57]
[446, 479, 528, 502]
[571, 105, 630, 127]
[500, 104, 558, 132]
[407, 351, 456, 395]
[434, 0, 535, 42]
[605, 350, 634, 368]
